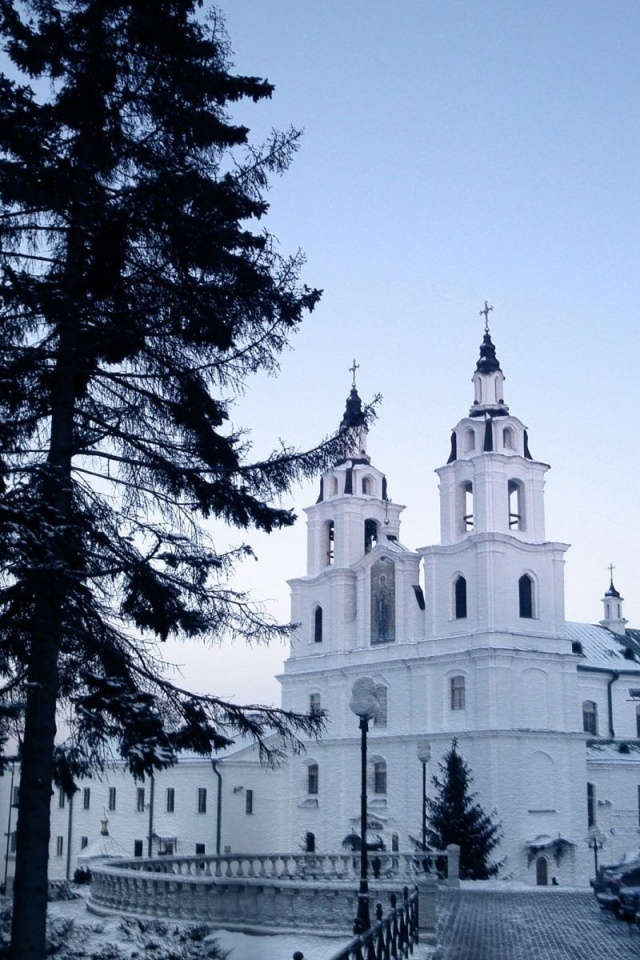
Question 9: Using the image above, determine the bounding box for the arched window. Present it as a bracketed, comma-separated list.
[450, 675, 465, 710]
[305, 831, 315, 853]
[519, 574, 534, 618]
[373, 760, 387, 795]
[329, 476, 338, 496]
[536, 856, 548, 886]
[362, 476, 374, 496]
[309, 693, 321, 716]
[462, 482, 473, 531]
[314, 605, 323, 643]
[325, 521, 335, 565]
[454, 576, 467, 619]
[508, 480, 525, 530]
[464, 429, 475, 453]
[364, 518, 378, 553]
[374, 685, 387, 727]
[391, 833, 399, 852]
[503, 427, 515, 450]
[307, 763, 319, 795]
[583, 700, 597, 736]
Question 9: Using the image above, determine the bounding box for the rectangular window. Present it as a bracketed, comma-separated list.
[56, 836, 64, 857]
[195, 843, 206, 856]
[158, 840, 174, 856]
[83, 787, 90, 810]
[58, 789, 65, 809]
[197, 788, 207, 814]
[451, 676, 465, 711]
[309, 693, 321, 716]
[374, 685, 387, 727]
[81, 836, 88, 850]
[166, 788, 175, 813]
[11, 786, 19, 807]
[374, 761, 387, 795]
[108, 787, 117, 811]
[136, 787, 145, 812]
[9, 833, 16, 854]
[587, 782, 595, 828]
[245, 789, 254, 815]
[307, 763, 319, 796]
[134, 840, 143, 857]
[638, 785, 640, 828]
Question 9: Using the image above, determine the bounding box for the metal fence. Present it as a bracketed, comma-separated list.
[308, 885, 419, 960]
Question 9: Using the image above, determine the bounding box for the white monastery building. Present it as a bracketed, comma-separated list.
[3, 322, 640, 887]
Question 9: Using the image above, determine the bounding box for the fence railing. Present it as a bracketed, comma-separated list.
[325, 887, 419, 960]
[89, 848, 454, 935]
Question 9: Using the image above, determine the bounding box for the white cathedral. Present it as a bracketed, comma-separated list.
[3, 322, 640, 888]
[221, 321, 640, 887]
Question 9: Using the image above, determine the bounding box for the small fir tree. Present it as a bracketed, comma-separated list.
[426, 739, 503, 880]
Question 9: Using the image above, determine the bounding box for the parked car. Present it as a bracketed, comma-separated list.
[617, 884, 640, 922]
[592, 860, 640, 914]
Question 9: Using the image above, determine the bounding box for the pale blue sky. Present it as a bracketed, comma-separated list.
[170, 0, 640, 706]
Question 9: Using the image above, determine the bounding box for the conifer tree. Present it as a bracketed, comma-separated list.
[426, 739, 503, 880]
[0, 3, 372, 957]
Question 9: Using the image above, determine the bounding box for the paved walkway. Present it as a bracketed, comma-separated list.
[433, 888, 639, 960]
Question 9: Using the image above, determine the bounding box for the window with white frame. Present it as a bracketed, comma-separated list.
[374, 685, 387, 727]
[373, 760, 387, 795]
[307, 763, 319, 795]
[451, 675, 465, 710]
[583, 700, 597, 736]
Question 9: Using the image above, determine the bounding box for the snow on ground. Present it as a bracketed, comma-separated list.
[45, 879, 581, 960]
[46, 895, 344, 960]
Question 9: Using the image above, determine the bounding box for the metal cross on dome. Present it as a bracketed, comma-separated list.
[479, 300, 493, 333]
[349, 359, 360, 388]
[608, 563, 615, 582]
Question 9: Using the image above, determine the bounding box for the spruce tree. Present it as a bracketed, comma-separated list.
[427, 739, 503, 880]
[0, 3, 371, 957]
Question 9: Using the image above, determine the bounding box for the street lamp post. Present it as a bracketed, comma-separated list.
[417, 740, 431, 853]
[349, 677, 380, 933]
[586, 828, 606, 876]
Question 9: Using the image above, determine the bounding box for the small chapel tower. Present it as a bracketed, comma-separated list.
[600, 570, 628, 636]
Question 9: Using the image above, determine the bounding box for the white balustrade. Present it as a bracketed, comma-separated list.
[88, 846, 457, 934]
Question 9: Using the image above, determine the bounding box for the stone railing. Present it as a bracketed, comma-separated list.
[88, 847, 458, 935]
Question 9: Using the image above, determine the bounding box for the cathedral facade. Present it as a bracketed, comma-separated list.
[3, 326, 640, 887]
[248, 325, 640, 885]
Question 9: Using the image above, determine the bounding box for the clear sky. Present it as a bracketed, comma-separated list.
[162, 0, 640, 708]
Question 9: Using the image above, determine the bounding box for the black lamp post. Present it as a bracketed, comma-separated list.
[587, 828, 605, 876]
[417, 739, 431, 852]
[349, 677, 380, 933]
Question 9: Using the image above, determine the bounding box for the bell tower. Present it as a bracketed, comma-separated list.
[420, 308, 569, 648]
[285, 372, 421, 661]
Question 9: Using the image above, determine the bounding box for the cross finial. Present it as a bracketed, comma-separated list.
[349, 359, 360, 389]
[608, 563, 615, 584]
[479, 300, 493, 334]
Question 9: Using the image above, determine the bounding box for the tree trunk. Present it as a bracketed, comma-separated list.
[10, 239, 81, 960]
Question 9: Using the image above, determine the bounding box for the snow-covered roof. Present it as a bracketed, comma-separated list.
[566, 621, 640, 672]
[587, 740, 640, 762]
[77, 833, 127, 863]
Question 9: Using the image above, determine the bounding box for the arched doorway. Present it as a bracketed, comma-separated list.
[536, 856, 548, 886]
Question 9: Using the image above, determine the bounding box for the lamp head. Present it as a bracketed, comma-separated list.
[417, 739, 431, 763]
[349, 677, 379, 721]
